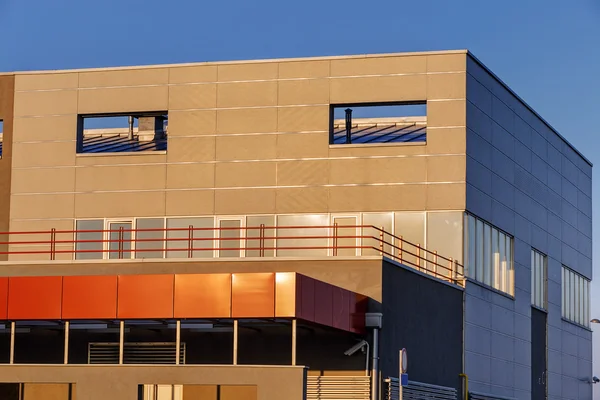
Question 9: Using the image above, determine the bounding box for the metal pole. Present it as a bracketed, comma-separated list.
[175, 320, 181, 365]
[9, 321, 15, 364]
[371, 328, 379, 400]
[64, 321, 70, 364]
[291, 319, 297, 366]
[345, 108, 353, 144]
[119, 321, 124, 365]
[233, 320, 238, 365]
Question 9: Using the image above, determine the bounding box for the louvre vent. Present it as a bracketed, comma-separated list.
[306, 376, 371, 400]
[88, 342, 185, 364]
[384, 378, 457, 400]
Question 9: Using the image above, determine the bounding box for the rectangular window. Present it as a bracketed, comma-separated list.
[108, 221, 132, 259]
[276, 214, 329, 257]
[166, 217, 214, 259]
[531, 249, 547, 309]
[135, 218, 165, 259]
[246, 215, 275, 257]
[75, 220, 104, 260]
[77, 112, 167, 154]
[329, 102, 426, 145]
[561, 266, 590, 327]
[463, 214, 514, 296]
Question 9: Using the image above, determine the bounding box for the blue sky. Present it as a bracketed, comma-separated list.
[1, 0, 600, 382]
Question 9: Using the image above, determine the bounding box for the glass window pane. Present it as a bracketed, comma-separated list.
[475, 220, 484, 282]
[363, 213, 393, 257]
[108, 222, 132, 259]
[277, 215, 329, 257]
[166, 217, 214, 259]
[135, 218, 165, 259]
[468, 216, 476, 278]
[246, 215, 275, 257]
[561, 268, 565, 318]
[426, 212, 463, 278]
[498, 232, 506, 292]
[75, 220, 104, 260]
[492, 228, 499, 290]
[396, 212, 425, 269]
[569, 271, 575, 321]
[219, 219, 242, 258]
[506, 236, 513, 296]
[483, 224, 491, 286]
[531, 251, 536, 306]
[332, 216, 359, 257]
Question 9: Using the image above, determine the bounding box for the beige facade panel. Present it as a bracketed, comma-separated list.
[427, 100, 466, 127]
[168, 110, 217, 136]
[9, 219, 74, 233]
[166, 136, 216, 162]
[11, 193, 75, 219]
[15, 73, 78, 91]
[328, 144, 428, 158]
[11, 167, 76, 194]
[330, 56, 426, 77]
[75, 165, 167, 192]
[277, 160, 329, 186]
[215, 162, 276, 188]
[215, 134, 277, 161]
[275, 187, 329, 214]
[214, 188, 276, 215]
[14, 90, 78, 117]
[425, 128, 466, 155]
[75, 153, 167, 166]
[168, 84, 217, 110]
[78, 68, 169, 88]
[278, 60, 330, 79]
[276, 132, 329, 159]
[166, 163, 215, 189]
[165, 190, 215, 216]
[12, 115, 77, 142]
[329, 184, 428, 212]
[217, 81, 278, 108]
[74, 191, 166, 218]
[329, 157, 427, 185]
[426, 183, 466, 210]
[426, 53, 467, 73]
[277, 105, 329, 132]
[217, 63, 278, 82]
[77, 86, 168, 114]
[278, 79, 329, 106]
[427, 73, 466, 100]
[216, 108, 278, 134]
[12, 142, 76, 168]
[330, 74, 427, 104]
[169, 65, 218, 84]
[427, 155, 466, 182]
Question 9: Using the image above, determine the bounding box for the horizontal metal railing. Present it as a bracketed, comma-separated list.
[384, 378, 457, 400]
[307, 376, 371, 400]
[0, 225, 464, 285]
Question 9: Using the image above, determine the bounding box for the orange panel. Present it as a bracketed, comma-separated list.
[231, 273, 275, 318]
[0, 278, 8, 320]
[174, 274, 231, 318]
[313, 280, 333, 326]
[117, 275, 174, 319]
[275, 273, 297, 318]
[8, 276, 63, 320]
[62, 276, 117, 319]
[297, 274, 315, 322]
[332, 287, 350, 331]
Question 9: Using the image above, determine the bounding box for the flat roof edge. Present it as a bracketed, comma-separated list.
[466, 51, 592, 167]
[1, 50, 469, 76]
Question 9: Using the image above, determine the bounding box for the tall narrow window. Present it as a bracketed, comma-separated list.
[531, 249, 547, 309]
[108, 221, 132, 259]
[75, 220, 104, 260]
[463, 214, 514, 296]
[561, 266, 590, 327]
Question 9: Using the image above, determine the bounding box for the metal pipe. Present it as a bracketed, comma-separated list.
[119, 321, 124, 365]
[291, 319, 297, 366]
[364, 342, 370, 376]
[345, 108, 353, 144]
[459, 373, 468, 400]
[371, 328, 379, 400]
[233, 320, 238, 365]
[175, 320, 181, 365]
[9, 321, 15, 364]
[64, 321, 69, 364]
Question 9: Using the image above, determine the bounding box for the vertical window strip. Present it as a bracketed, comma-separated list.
[531, 249, 547, 309]
[561, 266, 591, 327]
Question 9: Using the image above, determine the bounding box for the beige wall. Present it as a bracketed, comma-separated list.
[9, 52, 467, 234]
[0, 76, 14, 260]
[0, 365, 306, 400]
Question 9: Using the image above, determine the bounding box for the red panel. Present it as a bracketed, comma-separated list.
[351, 294, 368, 334]
[331, 287, 350, 331]
[62, 276, 117, 319]
[8, 276, 63, 320]
[0, 278, 8, 320]
[313, 280, 333, 327]
[117, 275, 174, 319]
[231, 273, 275, 318]
[174, 274, 231, 318]
[297, 275, 315, 322]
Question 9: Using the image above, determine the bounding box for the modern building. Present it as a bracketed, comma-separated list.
[0, 49, 592, 400]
